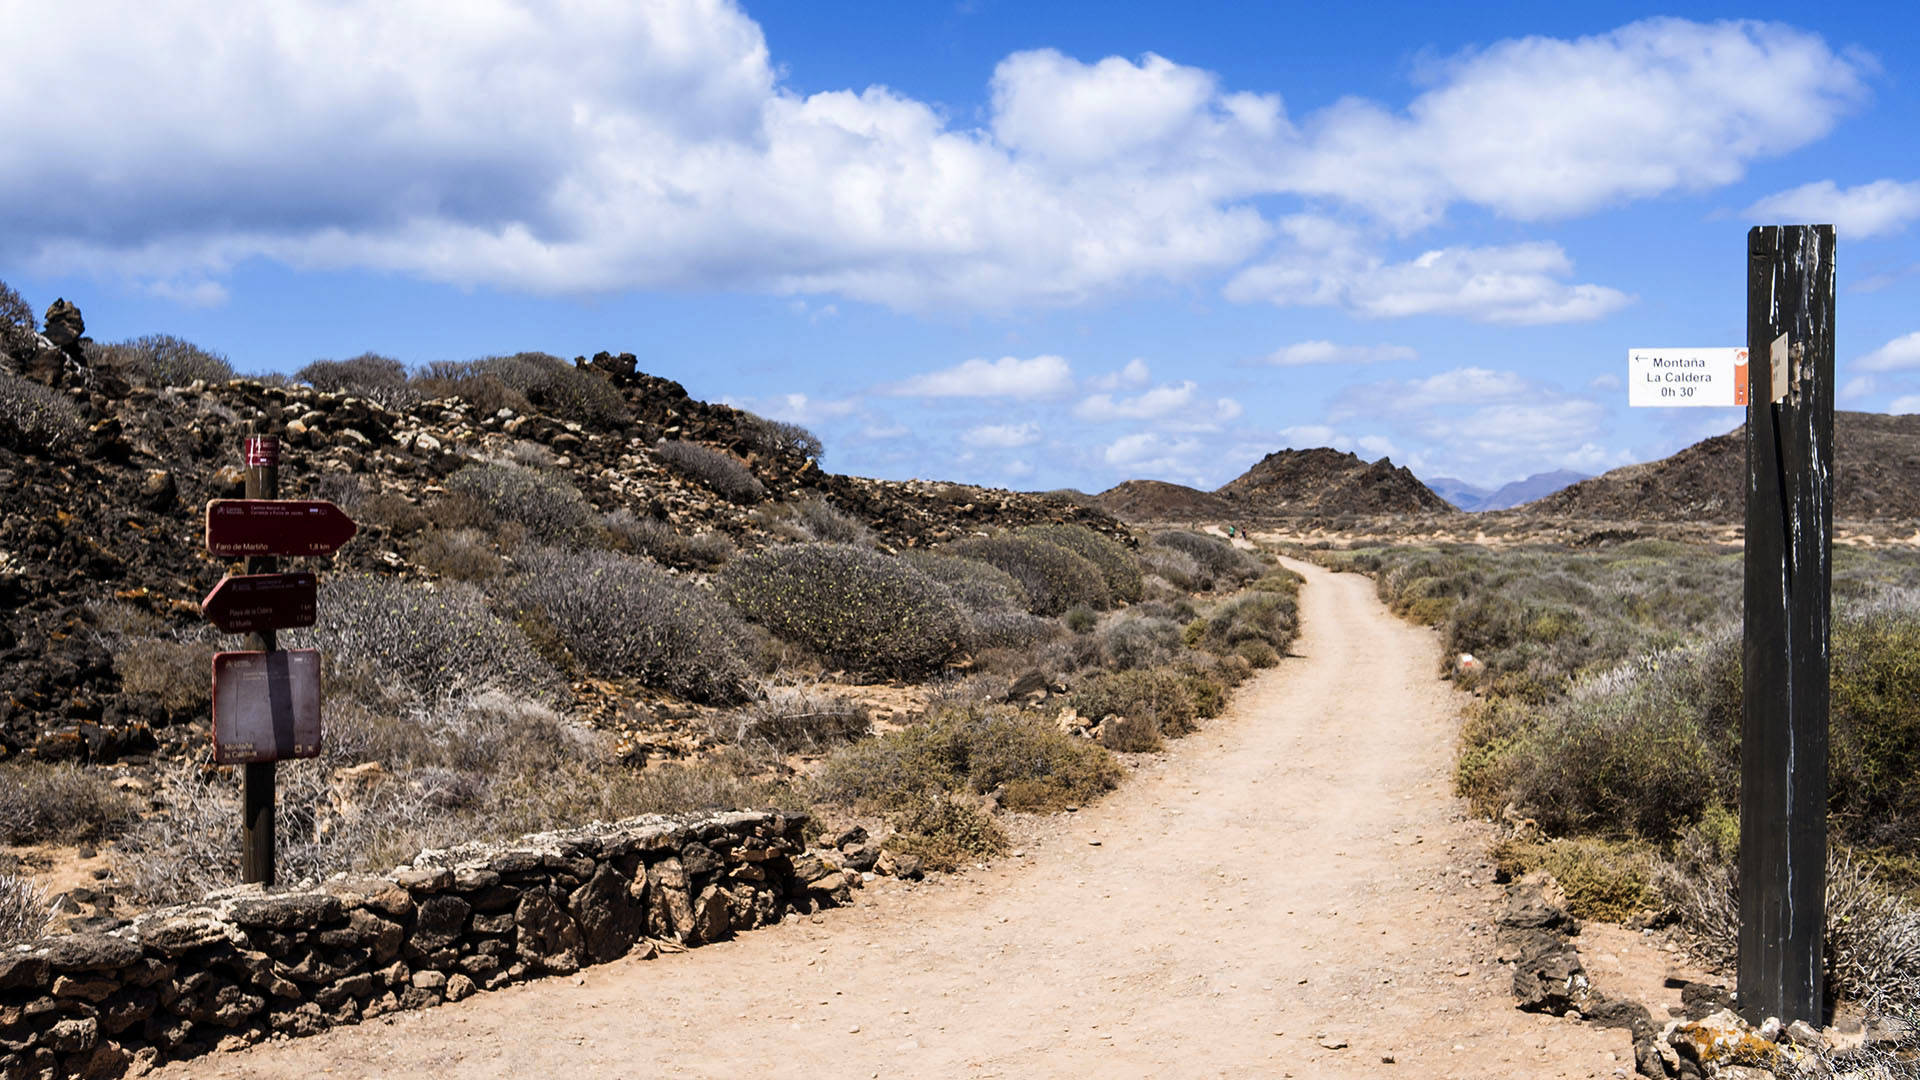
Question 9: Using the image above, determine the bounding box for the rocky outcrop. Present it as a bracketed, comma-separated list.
[0, 810, 851, 1079]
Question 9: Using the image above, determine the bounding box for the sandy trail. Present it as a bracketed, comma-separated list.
[159, 559, 1637, 1079]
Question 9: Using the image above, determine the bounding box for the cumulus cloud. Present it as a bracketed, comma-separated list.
[889, 355, 1074, 398]
[1228, 228, 1633, 324]
[1329, 366, 1622, 478]
[1100, 432, 1207, 481]
[962, 422, 1041, 448]
[1075, 382, 1243, 432]
[1746, 180, 1920, 239]
[1894, 395, 1920, 415]
[0, 5, 1868, 313]
[1262, 341, 1417, 366]
[1087, 358, 1151, 391]
[1857, 332, 1920, 372]
[738, 392, 860, 423]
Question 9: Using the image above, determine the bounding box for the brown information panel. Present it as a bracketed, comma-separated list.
[205, 500, 358, 558]
[211, 649, 322, 764]
[201, 572, 318, 633]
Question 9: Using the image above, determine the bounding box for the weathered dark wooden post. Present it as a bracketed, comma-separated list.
[1739, 224, 1835, 1024]
[242, 425, 280, 886]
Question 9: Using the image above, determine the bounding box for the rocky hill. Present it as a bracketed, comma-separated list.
[1515, 412, 1920, 523]
[1216, 448, 1456, 518]
[0, 301, 1123, 764]
[1091, 479, 1230, 522]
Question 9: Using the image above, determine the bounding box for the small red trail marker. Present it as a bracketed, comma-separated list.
[205, 499, 358, 558]
[211, 649, 322, 765]
[201, 572, 318, 634]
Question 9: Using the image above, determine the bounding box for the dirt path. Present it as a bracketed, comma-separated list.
[158, 559, 1641, 1079]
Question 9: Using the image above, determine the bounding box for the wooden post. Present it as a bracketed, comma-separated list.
[1739, 224, 1835, 1024]
[242, 426, 280, 886]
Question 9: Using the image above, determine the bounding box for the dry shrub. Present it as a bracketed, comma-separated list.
[411, 528, 504, 581]
[292, 574, 559, 699]
[816, 703, 1120, 813]
[0, 873, 48, 946]
[791, 497, 871, 544]
[0, 369, 81, 451]
[511, 547, 755, 704]
[721, 543, 964, 678]
[1018, 524, 1143, 604]
[476, 352, 627, 429]
[1098, 714, 1163, 753]
[445, 462, 594, 546]
[1195, 590, 1300, 657]
[1099, 614, 1182, 671]
[296, 352, 416, 410]
[885, 792, 1008, 871]
[710, 688, 873, 754]
[410, 360, 531, 416]
[1492, 835, 1659, 922]
[902, 550, 1030, 613]
[964, 609, 1061, 651]
[738, 408, 823, 460]
[946, 535, 1111, 616]
[113, 635, 214, 714]
[1234, 640, 1280, 668]
[601, 508, 735, 570]
[654, 439, 765, 503]
[92, 333, 234, 386]
[1150, 531, 1260, 588]
[1140, 546, 1208, 592]
[0, 279, 35, 356]
[0, 762, 141, 845]
[1071, 667, 1198, 737]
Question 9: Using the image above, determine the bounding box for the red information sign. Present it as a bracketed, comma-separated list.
[205, 500, 358, 558]
[244, 436, 281, 468]
[201, 572, 318, 633]
[211, 649, 322, 764]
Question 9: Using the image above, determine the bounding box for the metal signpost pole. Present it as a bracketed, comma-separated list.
[242, 426, 279, 886]
[1739, 224, 1835, 1025]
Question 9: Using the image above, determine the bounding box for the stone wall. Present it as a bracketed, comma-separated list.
[0, 810, 843, 1079]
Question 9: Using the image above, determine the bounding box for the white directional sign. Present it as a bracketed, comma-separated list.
[1628, 348, 1749, 407]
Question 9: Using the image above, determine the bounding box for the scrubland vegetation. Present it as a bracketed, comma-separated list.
[1325, 540, 1920, 1011]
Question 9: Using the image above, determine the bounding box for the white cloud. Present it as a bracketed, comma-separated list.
[1589, 373, 1624, 391]
[1746, 180, 1920, 239]
[1839, 374, 1877, 403]
[1228, 231, 1633, 324]
[1262, 341, 1418, 366]
[1075, 381, 1197, 420]
[1330, 366, 1618, 478]
[1002, 459, 1036, 479]
[0, 7, 1866, 312]
[889, 355, 1074, 398]
[1858, 332, 1920, 372]
[1279, 425, 1338, 446]
[962, 422, 1040, 448]
[1893, 395, 1920, 415]
[741, 392, 859, 423]
[1100, 431, 1206, 480]
[1087, 358, 1151, 391]
[1356, 434, 1398, 459]
[860, 422, 910, 440]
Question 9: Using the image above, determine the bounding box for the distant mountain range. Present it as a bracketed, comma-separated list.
[1096, 447, 1451, 522]
[1425, 469, 1590, 512]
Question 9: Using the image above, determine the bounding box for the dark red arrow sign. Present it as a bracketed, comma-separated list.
[201, 572, 318, 634]
[205, 500, 358, 558]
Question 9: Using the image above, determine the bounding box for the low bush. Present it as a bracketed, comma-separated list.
[964, 609, 1061, 651]
[655, 440, 765, 503]
[791, 497, 871, 545]
[410, 528, 504, 581]
[1099, 614, 1182, 671]
[885, 792, 1008, 871]
[1491, 835, 1659, 922]
[816, 703, 1121, 812]
[410, 360, 532, 417]
[903, 551, 1030, 613]
[0, 762, 141, 845]
[94, 333, 234, 386]
[1097, 713, 1162, 753]
[739, 409, 824, 460]
[1829, 594, 1920, 847]
[1063, 606, 1098, 634]
[0, 370, 82, 452]
[511, 547, 756, 704]
[721, 543, 964, 678]
[1071, 667, 1198, 738]
[114, 635, 214, 715]
[1194, 590, 1300, 657]
[1019, 525, 1143, 605]
[946, 536, 1111, 616]
[1139, 546, 1208, 592]
[0, 874, 47, 947]
[710, 688, 872, 754]
[1234, 640, 1280, 668]
[1150, 531, 1261, 588]
[476, 352, 627, 429]
[445, 462, 594, 546]
[293, 574, 559, 699]
[0, 279, 35, 356]
[602, 509, 735, 570]
[296, 352, 416, 411]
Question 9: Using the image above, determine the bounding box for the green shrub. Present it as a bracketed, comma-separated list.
[1064, 606, 1098, 634]
[1491, 836, 1659, 922]
[1234, 640, 1279, 668]
[1019, 525, 1143, 604]
[946, 536, 1111, 616]
[1829, 595, 1920, 846]
[511, 547, 755, 704]
[1150, 531, 1260, 588]
[0, 370, 81, 451]
[655, 439, 765, 503]
[475, 352, 627, 428]
[721, 543, 964, 678]
[1071, 667, 1198, 737]
[94, 333, 234, 386]
[1196, 590, 1300, 657]
[294, 574, 560, 699]
[445, 462, 594, 545]
[901, 550, 1030, 613]
[816, 703, 1121, 812]
[0, 763, 142, 845]
[885, 793, 1008, 871]
[297, 352, 416, 410]
[602, 508, 735, 570]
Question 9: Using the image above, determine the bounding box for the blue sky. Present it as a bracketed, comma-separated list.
[3, 1, 1918, 491]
